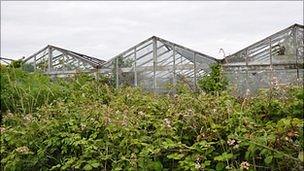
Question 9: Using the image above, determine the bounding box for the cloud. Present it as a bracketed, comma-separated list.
[1, 1, 303, 60]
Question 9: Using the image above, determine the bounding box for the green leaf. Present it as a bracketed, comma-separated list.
[162, 139, 176, 149]
[91, 162, 100, 168]
[202, 160, 211, 167]
[167, 153, 185, 160]
[147, 161, 163, 171]
[50, 164, 61, 170]
[216, 162, 225, 171]
[214, 152, 233, 161]
[264, 156, 273, 164]
[83, 164, 93, 171]
[299, 151, 304, 162]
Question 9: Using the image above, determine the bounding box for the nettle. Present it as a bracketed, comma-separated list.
[1, 68, 303, 171]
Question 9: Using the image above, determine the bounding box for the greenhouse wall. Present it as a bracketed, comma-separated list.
[222, 24, 303, 96]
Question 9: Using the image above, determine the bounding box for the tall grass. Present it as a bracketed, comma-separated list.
[0, 66, 65, 114]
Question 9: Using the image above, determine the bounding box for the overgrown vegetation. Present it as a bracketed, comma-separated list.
[0, 65, 303, 171]
[197, 64, 228, 94]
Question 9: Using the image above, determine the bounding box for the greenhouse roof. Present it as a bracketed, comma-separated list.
[102, 36, 218, 67]
[223, 23, 304, 66]
[24, 45, 105, 69]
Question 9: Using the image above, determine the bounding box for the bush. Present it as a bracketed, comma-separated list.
[197, 64, 228, 94]
[1, 69, 303, 170]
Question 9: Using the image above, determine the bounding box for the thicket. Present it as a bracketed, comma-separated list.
[197, 64, 228, 94]
[0, 65, 303, 171]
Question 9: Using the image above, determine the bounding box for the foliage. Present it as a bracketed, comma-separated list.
[197, 64, 228, 94]
[0, 66, 64, 114]
[0, 67, 112, 114]
[1, 68, 303, 170]
[21, 63, 35, 72]
[109, 56, 135, 87]
[7, 59, 23, 68]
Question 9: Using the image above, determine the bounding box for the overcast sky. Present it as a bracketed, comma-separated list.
[1, 1, 303, 60]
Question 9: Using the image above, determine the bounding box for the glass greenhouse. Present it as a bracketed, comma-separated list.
[21, 24, 303, 95]
[23, 45, 105, 77]
[223, 24, 303, 96]
[100, 36, 218, 93]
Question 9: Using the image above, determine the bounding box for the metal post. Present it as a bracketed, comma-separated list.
[116, 57, 119, 89]
[269, 38, 273, 67]
[193, 52, 197, 91]
[245, 49, 249, 93]
[33, 55, 36, 71]
[48, 46, 52, 73]
[153, 37, 157, 93]
[269, 38, 274, 89]
[293, 26, 299, 80]
[172, 45, 176, 86]
[94, 69, 99, 80]
[63, 53, 67, 71]
[134, 47, 137, 86]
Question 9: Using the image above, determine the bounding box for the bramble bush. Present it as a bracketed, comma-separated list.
[197, 64, 228, 94]
[0, 66, 303, 171]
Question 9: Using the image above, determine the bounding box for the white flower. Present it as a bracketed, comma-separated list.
[240, 161, 250, 170]
[164, 118, 171, 128]
[5, 112, 14, 118]
[227, 139, 236, 146]
[16, 146, 32, 154]
[225, 165, 232, 169]
[138, 111, 145, 116]
[0, 127, 6, 133]
[195, 163, 201, 169]
[233, 144, 240, 149]
[24, 114, 33, 122]
[80, 123, 86, 131]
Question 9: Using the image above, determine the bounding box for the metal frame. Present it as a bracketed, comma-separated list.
[22, 45, 105, 77]
[222, 24, 304, 96]
[15, 24, 303, 95]
[0, 57, 14, 64]
[101, 36, 218, 93]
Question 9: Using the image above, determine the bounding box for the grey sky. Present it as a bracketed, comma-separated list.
[1, 1, 303, 60]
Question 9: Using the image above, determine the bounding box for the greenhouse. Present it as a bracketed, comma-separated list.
[100, 36, 219, 93]
[222, 24, 304, 95]
[23, 45, 105, 78]
[19, 24, 303, 95]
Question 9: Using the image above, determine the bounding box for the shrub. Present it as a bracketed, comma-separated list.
[197, 64, 228, 94]
[0, 69, 303, 170]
